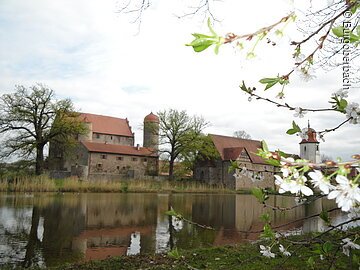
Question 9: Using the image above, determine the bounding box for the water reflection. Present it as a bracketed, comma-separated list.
[0, 192, 345, 268]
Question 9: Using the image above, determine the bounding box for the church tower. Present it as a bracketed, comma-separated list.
[143, 112, 159, 151]
[299, 122, 320, 163]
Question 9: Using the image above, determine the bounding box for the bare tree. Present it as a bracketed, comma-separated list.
[233, 130, 252, 140]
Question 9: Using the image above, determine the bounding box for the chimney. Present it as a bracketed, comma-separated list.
[136, 144, 140, 150]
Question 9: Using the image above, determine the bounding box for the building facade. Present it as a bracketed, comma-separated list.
[194, 134, 276, 190]
[49, 112, 160, 180]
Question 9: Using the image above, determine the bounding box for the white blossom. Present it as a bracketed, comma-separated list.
[345, 102, 360, 124]
[290, 175, 314, 196]
[294, 53, 305, 62]
[294, 196, 307, 205]
[233, 170, 242, 180]
[308, 170, 334, 195]
[333, 89, 348, 98]
[260, 245, 275, 258]
[298, 67, 316, 82]
[298, 128, 309, 140]
[275, 175, 294, 194]
[328, 175, 360, 212]
[279, 244, 291, 256]
[275, 175, 313, 196]
[342, 238, 360, 256]
[294, 107, 307, 118]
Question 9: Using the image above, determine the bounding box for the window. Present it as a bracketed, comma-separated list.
[304, 146, 307, 152]
[117, 156, 123, 161]
[132, 157, 138, 162]
[117, 166, 120, 170]
[143, 158, 147, 162]
[110, 136, 113, 140]
[96, 163, 103, 169]
[101, 154, 107, 159]
[317, 145, 319, 151]
[96, 133, 100, 139]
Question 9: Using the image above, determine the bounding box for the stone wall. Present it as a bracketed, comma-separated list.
[194, 159, 276, 190]
[91, 133, 134, 146]
[88, 152, 158, 178]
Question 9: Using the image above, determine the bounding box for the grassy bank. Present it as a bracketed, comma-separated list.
[15, 231, 359, 270]
[0, 175, 235, 193]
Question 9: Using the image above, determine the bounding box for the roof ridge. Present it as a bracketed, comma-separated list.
[80, 112, 127, 121]
[209, 133, 261, 143]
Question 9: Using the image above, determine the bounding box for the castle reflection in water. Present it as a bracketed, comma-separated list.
[0, 192, 344, 268]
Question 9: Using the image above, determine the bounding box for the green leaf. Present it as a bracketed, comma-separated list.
[251, 187, 268, 203]
[192, 33, 214, 39]
[259, 77, 280, 90]
[332, 26, 344, 38]
[261, 140, 269, 152]
[351, 4, 359, 14]
[260, 223, 275, 239]
[319, 210, 330, 225]
[214, 43, 220, 55]
[337, 98, 348, 112]
[276, 150, 287, 157]
[292, 121, 301, 132]
[260, 213, 270, 223]
[207, 17, 217, 36]
[168, 248, 182, 260]
[322, 241, 333, 254]
[265, 80, 279, 90]
[259, 77, 278, 84]
[265, 159, 281, 166]
[332, 26, 360, 43]
[286, 128, 297, 135]
[186, 38, 216, 52]
[165, 207, 177, 217]
[228, 160, 239, 173]
[275, 29, 283, 37]
[307, 257, 315, 269]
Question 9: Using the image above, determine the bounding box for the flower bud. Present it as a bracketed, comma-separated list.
[325, 160, 337, 166]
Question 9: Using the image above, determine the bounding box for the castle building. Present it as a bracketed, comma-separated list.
[193, 134, 276, 190]
[194, 128, 321, 190]
[49, 112, 160, 180]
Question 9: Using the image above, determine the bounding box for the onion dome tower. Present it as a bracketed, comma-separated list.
[143, 112, 159, 150]
[299, 121, 320, 163]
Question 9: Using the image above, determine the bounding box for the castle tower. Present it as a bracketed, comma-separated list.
[143, 112, 159, 150]
[299, 122, 320, 163]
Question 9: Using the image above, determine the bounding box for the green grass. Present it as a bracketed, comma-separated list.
[29, 235, 358, 270]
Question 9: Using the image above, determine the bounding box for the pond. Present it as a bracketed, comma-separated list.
[0, 192, 345, 268]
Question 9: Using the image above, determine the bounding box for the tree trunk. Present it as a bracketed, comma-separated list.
[169, 158, 175, 180]
[23, 206, 40, 268]
[35, 144, 44, 175]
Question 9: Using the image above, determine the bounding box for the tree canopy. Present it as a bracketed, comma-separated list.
[0, 84, 87, 175]
[157, 109, 209, 179]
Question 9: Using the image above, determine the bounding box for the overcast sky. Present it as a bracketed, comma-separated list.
[0, 0, 359, 160]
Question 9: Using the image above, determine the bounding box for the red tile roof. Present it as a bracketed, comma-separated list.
[144, 112, 159, 122]
[224, 147, 245, 160]
[79, 113, 133, 137]
[210, 134, 266, 164]
[82, 141, 158, 157]
[300, 128, 319, 143]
